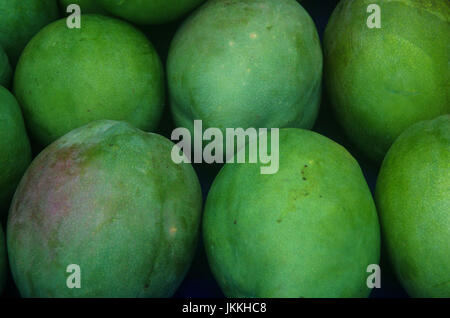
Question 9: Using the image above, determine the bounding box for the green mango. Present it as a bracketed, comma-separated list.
[168, 0, 322, 136]
[324, 0, 450, 162]
[203, 128, 380, 297]
[95, 0, 205, 25]
[14, 15, 165, 147]
[0, 47, 11, 88]
[7, 120, 202, 297]
[0, 86, 32, 218]
[59, 0, 106, 14]
[0, 0, 59, 65]
[0, 225, 6, 295]
[376, 115, 450, 298]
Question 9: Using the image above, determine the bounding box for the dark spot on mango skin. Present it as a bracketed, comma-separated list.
[301, 164, 310, 181]
[233, 220, 237, 225]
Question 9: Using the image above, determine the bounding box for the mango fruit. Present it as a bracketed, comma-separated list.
[0, 86, 32, 218]
[95, 0, 205, 25]
[7, 120, 202, 297]
[203, 128, 380, 297]
[324, 0, 450, 162]
[0, 47, 11, 87]
[14, 15, 165, 147]
[0, 0, 59, 65]
[168, 0, 322, 136]
[376, 115, 450, 298]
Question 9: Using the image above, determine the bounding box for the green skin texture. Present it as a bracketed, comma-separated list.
[324, 0, 450, 162]
[14, 15, 165, 147]
[59, 0, 106, 14]
[0, 226, 6, 294]
[0, 86, 32, 218]
[96, 0, 205, 25]
[7, 120, 202, 297]
[0, 48, 11, 88]
[168, 0, 323, 137]
[375, 115, 450, 298]
[203, 129, 380, 297]
[0, 0, 59, 65]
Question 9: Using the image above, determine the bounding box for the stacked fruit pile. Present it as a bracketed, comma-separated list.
[0, 0, 448, 298]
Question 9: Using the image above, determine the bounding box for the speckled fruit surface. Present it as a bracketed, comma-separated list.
[7, 120, 202, 297]
[203, 128, 380, 297]
[14, 15, 165, 147]
[376, 115, 450, 298]
[324, 0, 450, 162]
[168, 0, 323, 136]
[0, 0, 59, 65]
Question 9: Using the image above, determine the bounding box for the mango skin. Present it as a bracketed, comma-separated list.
[14, 15, 165, 147]
[168, 0, 322, 136]
[96, 0, 205, 25]
[324, 0, 450, 162]
[7, 120, 202, 297]
[375, 115, 450, 298]
[0, 0, 59, 65]
[203, 129, 380, 297]
[59, 0, 106, 14]
[0, 226, 6, 294]
[0, 86, 32, 218]
[0, 48, 11, 88]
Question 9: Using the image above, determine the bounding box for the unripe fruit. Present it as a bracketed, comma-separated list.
[168, 0, 323, 136]
[14, 15, 165, 147]
[376, 115, 450, 298]
[204, 128, 380, 297]
[324, 0, 449, 161]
